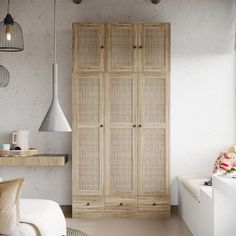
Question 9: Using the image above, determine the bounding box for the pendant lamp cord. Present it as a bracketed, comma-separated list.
[54, 0, 57, 65]
[7, 0, 10, 14]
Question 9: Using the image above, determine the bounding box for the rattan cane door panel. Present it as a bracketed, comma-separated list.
[141, 74, 166, 124]
[109, 73, 136, 124]
[76, 74, 102, 124]
[138, 73, 169, 196]
[139, 24, 170, 72]
[138, 128, 166, 195]
[73, 24, 105, 72]
[73, 73, 104, 196]
[107, 128, 136, 195]
[106, 73, 137, 196]
[76, 127, 103, 195]
[108, 24, 137, 72]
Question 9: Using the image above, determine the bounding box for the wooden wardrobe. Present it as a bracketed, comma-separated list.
[72, 23, 170, 218]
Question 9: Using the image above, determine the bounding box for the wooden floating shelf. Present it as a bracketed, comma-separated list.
[0, 154, 69, 166]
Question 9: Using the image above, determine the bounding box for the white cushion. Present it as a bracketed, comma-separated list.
[178, 176, 209, 202]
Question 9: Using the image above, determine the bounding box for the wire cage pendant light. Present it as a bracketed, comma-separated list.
[39, 0, 71, 132]
[0, 0, 24, 52]
[0, 65, 10, 87]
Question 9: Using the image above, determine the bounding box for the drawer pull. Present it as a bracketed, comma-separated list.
[86, 202, 90, 206]
[152, 203, 157, 206]
[133, 45, 137, 49]
[119, 203, 123, 206]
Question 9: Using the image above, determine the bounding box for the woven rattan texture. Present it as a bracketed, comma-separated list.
[110, 76, 133, 123]
[143, 27, 165, 68]
[77, 77, 100, 124]
[77, 28, 101, 67]
[110, 27, 133, 68]
[142, 128, 165, 192]
[143, 77, 165, 123]
[77, 128, 100, 191]
[110, 128, 133, 192]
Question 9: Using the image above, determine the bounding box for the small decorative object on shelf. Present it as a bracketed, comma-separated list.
[0, 148, 38, 157]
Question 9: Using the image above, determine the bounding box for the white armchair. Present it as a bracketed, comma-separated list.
[19, 199, 67, 236]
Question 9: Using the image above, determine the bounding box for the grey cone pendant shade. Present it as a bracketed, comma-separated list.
[39, 0, 71, 132]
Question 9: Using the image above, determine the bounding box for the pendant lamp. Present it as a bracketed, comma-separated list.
[0, 0, 24, 52]
[39, 0, 71, 132]
[0, 65, 10, 87]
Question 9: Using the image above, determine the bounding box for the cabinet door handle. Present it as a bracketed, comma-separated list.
[152, 203, 156, 206]
[119, 203, 123, 206]
[86, 202, 90, 206]
[133, 124, 136, 127]
[100, 124, 103, 128]
[101, 46, 104, 49]
[139, 45, 143, 49]
[138, 124, 142, 128]
[133, 45, 137, 49]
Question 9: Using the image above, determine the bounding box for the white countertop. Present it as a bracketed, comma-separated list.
[212, 175, 236, 201]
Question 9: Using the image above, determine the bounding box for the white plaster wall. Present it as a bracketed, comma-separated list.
[0, 0, 235, 205]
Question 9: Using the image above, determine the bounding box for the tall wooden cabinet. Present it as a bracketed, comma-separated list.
[73, 23, 170, 218]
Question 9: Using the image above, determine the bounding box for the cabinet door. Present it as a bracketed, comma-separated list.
[139, 24, 170, 72]
[73, 24, 105, 72]
[106, 73, 137, 196]
[107, 24, 137, 72]
[138, 73, 169, 196]
[73, 73, 104, 196]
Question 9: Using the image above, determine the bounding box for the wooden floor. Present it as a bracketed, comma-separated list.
[66, 213, 193, 236]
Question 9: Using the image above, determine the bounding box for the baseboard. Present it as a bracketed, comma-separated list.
[61, 205, 179, 219]
[60, 205, 72, 218]
[171, 205, 179, 215]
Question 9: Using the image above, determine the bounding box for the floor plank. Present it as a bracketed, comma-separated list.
[66, 214, 192, 236]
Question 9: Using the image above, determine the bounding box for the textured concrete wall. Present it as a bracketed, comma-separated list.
[0, 0, 235, 205]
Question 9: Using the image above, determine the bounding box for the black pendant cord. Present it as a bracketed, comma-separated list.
[4, 0, 14, 25]
[7, 0, 10, 14]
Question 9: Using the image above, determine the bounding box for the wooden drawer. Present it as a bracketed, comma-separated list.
[73, 196, 104, 212]
[138, 196, 170, 212]
[105, 196, 137, 212]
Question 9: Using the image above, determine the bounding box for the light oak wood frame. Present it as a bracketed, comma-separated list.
[73, 24, 105, 72]
[105, 72, 137, 196]
[72, 72, 105, 197]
